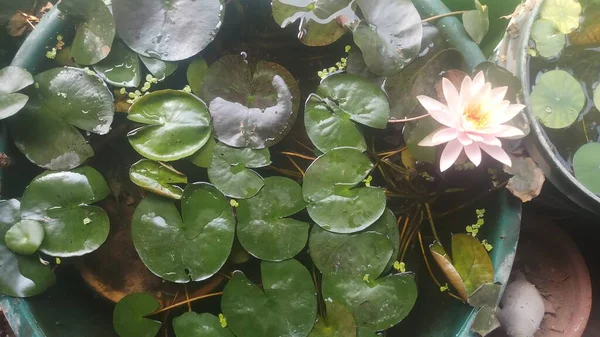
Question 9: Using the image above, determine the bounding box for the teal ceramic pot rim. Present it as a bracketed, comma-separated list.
[517, 0, 600, 215]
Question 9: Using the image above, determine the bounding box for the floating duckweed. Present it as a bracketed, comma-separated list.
[57, 92, 67, 98]
[128, 92, 136, 99]
[481, 239, 493, 252]
[83, 67, 96, 76]
[218, 313, 228, 328]
[182, 85, 192, 93]
[466, 208, 486, 237]
[362, 274, 370, 283]
[229, 199, 239, 208]
[363, 175, 373, 187]
[328, 67, 337, 73]
[119, 87, 126, 95]
[83, 217, 92, 225]
[56, 34, 63, 41]
[55, 257, 62, 265]
[46, 48, 57, 59]
[345, 45, 352, 53]
[393, 261, 406, 273]
[439, 283, 449, 292]
[34, 83, 39, 88]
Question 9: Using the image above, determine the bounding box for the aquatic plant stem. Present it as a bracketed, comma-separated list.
[424, 203, 442, 244]
[280, 151, 316, 161]
[388, 114, 430, 124]
[421, 10, 468, 23]
[184, 285, 191, 312]
[582, 117, 590, 143]
[434, 180, 509, 219]
[286, 155, 305, 177]
[149, 292, 223, 315]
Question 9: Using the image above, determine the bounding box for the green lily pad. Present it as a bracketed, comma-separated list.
[357, 327, 379, 337]
[351, 0, 423, 76]
[131, 183, 235, 283]
[93, 40, 141, 88]
[189, 136, 217, 168]
[221, 259, 317, 337]
[8, 67, 114, 170]
[573, 142, 600, 194]
[530, 70, 585, 129]
[540, 0, 582, 34]
[308, 301, 357, 337]
[58, 0, 115, 65]
[0, 199, 55, 298]
[471, 306, 500, 337]
[594, 84, 600, 111]
[322, 272, 417, 331]
[369, 209, 400, 272]
[113, 292, 161, 337]
[462, 0, 490, 44]
[531, 19, 566, 59]
[113, 0, 224, 61]
[452, 234, 494, 296]
[187, 57, 209, 95]
[0, 66, 33, 119]
[127, 89, 212, 161]
[4, 220, 44, 255]
[200, 55, 300, 149]
[19, 166, 110, 257]
[129, 159, 187, 199]
[174, 312, 235, 337]
[237, 176, 309, 262]
[207, 142, 271, 199]
[271, 0, 356, 46]
[139, 55, 178, 81]
[302, 147, 386, 233]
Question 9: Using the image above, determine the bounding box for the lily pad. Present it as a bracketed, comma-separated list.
[462, 0, 490, 44]
[207, 142, 271, 199]
[20, 166, 111, 257]
[531, 19, 566, 59]
[187, 56, 209, 95]
[303, 147, 386, 233]
[58, 0, 115, 65]
[139, 55, 178, 81]
[173, 312, 235, 337]
[0, 199, 55, 298]
[308, 301, 357, 337]
[237, 176, 309, 262]
[189, 136, 217, 168]
[573, 142, 600, 194]
[127, 89, 212, 161]
[452, 234, 494, 296]
[131, 183, 235, 283]
[113, 292, 161, 337]
[322, 272, 417, 331]
[369, 209, 400, 271]
[113, 0, 224, 61]
[4, 220, 44, 255]
[0, 66, 33, 119]
[540, 0, 582, 34]
[129, 159, 187, 199]
[94, 40, 141, 88]
[350, 0, 423, 76]
[271, 0, 356, 46]
[594, 84, 600, 111]
[200, 55, 300, 149]
[8, 67, 114, 170]
[530, 70, 585, 129]
[221, 259, 317, 337]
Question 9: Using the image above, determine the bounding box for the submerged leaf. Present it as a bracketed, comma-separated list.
[462, 0, 490, 44]
[471, 306, 500, 336]
[573, 142, 600, 194]
[187, 57, 209, 95]
[530, 70, 585, 129]
[173, 312, 235, 337]
[452, 234, 494, 296]
[129, 159, 187, 199]
[468, 283, 502, 308]
[94, 40, 141, 87]
[569, 6, 600, 46]
[113, 292, 161, 337]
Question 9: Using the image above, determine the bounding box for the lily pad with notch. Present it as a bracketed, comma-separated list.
[573, 142, 600, 194]
[187, 57, 209, 95]
[139, 55, 178, 81]
[0, 66, 33, 119]
[308, 301, 357, 337]
[127, 89, 212, 161]
[530, 70, 585, 129]
[131, 183, 235, 283]
[221, 259, 317, 337]
[4, 219, 44, 255]
[129, 159, 188, 200]
[303, 147, 386, 233]
[58, 0, 115, 65]
[237, 176, 309, 262]
[200, 55, 300, 149]
[113, 0, 224, 61]
[173, 312, 235, 337]
[531, 19, 566, 59]
[8, 67, 114, 170]
[540, 0, 582, 34]
[113, 292, 161, 337]
[189, 136, 217, 168]
[0, 199, 55, 298]
[94, 40, 141, 88]
[207, 142, 271, 199]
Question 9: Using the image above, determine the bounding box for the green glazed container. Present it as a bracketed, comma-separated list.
[0, 2, 522, 336]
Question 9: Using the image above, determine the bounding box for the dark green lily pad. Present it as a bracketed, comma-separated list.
[0, 199, 55, 298]
[531, 19, 565, 59]
[94, 40, 141, 88]
[302, 147, 386, 233]
[462, 0, 490, 44]
[131, 183, 235, 283]
[207, 142, 271, 199]
[573, 142, 600, 194]
[4, 219, 44, 255]
[189, 136, 217, 168]
[58, 0, 115, 65]
[357, 327, 379, 337]
[200, 55, 300, 149]
[20, 166, 110, 257]
[113, 0, 224, 61]
[0, 66, 33, 119]
[530, 70, 585, 129]
[369, 209, 400, 272]
[322, 272, 417, 331]
[271, 0, 356, 46]
[187, 57, 209, 95]
[221, 259, 317, 337]
[452, 234, 494, 296]
[127, 89, 212, 161]
[308, 301, 357, 337]
[113, 292, 161, 337]
[174, 312, 235, 337]
[8, 67, 114, 170]
[139, 55, 178, 81]
[351, 0, 423, 76]
[471, 306, 500, 336]
[237, 176, 309, 262]
[129, 159, 187, 199]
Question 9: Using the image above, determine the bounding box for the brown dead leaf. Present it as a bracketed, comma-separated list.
[503, 156, 545, 202]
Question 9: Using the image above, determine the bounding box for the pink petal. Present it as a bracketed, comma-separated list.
[418, 130, 438, 147]
[471, 72, 485, 95]
[489, 86, 508, 105]
[457, 132, 473, 146]
[416, 96, 456, 127]
[480, 143, 512, 167]
[486, 125, 525, 138]
[467, 132, 485, 142]
[460, 76, 472, 110]
[495, 104, 526, 125]
[464, 143, 482, 166]
[416, 95, 447, 112]
[481, 135, 502, 147]
[442, 77, 461, 114]
[431, 128, 459, 144]
[439, 139, 463, 172]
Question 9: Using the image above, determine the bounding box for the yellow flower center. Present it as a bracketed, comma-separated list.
[463, 101, 490, 130]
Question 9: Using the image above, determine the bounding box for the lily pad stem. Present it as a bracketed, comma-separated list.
[148, 292, 223, 316]
[286, 156, 305, 177]
[184, 285, 191, 312]
[424, 202, 441, 244]
[388, 113, 430, 124]
[280, 151, 316, 161]
[582, 117, 590, 143]
[421, 10, 469, 23]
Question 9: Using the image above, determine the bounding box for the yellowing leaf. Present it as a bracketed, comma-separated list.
[430, 242, 468, 300]
[541, 0, 582, 34]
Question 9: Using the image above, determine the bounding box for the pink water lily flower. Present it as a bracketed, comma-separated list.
[417, 71, 526, 172]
